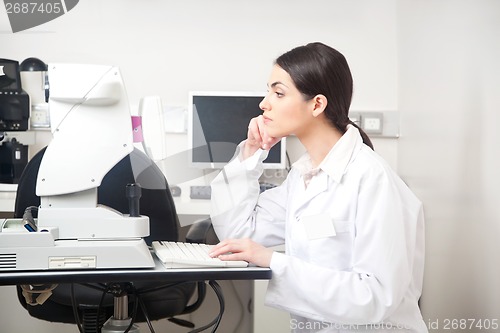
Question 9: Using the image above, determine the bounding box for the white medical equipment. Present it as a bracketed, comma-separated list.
[0, 64, 154, 270]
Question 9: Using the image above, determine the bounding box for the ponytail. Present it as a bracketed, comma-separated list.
[348, 120, 374, 150]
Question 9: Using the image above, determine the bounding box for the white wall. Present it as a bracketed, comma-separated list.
[0, 0, 398, 107]
[397, 0, 500, 329]
[0, 1, 400, 332]
[0, 0, 399, 164]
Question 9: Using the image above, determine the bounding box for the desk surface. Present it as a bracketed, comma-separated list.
[0, 257, 272, 286]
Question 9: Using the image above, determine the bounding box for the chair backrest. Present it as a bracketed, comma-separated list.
[14, 147, 197, 329]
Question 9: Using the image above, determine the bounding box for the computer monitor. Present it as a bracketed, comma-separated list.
[188, 91, 286, 169]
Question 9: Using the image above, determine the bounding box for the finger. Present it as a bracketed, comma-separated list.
[255, 115, 280, 150]
[247, 118, 263, 146]
[255, 116, 268, 148]
[209, 240, 238, 258]
[217, 252, 247, 262]
[261, 133, 274, 150]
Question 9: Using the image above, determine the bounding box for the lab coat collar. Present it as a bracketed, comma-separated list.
[292, 125, 363, 184]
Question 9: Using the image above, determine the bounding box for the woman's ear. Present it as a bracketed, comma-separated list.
[311, 94, 328, 117]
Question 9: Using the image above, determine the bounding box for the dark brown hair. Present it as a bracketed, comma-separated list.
[275, 42, 374, 149]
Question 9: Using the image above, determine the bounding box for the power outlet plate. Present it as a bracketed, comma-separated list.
[362, 113, 383, 134]
[190, 186, 211, 199]
[31, 104, 50, 128]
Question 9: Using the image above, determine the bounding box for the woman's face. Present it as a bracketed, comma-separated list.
[259, 65, 316, 138]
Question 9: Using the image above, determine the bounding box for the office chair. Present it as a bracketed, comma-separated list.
[14, 147, 207, 332]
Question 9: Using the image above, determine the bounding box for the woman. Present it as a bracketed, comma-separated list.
[209, 42, 427, 332]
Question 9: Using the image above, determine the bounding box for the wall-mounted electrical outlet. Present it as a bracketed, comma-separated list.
[30, 103, 50, 128]
[362, 112, 383, 134]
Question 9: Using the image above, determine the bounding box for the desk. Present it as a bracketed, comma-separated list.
[0, 256, 271, 286]
[0, 257, 272, 333]
[0, 187, 277, 332]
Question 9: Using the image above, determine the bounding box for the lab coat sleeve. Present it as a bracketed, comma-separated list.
[210, 142, 287, 247]
[265, 166, 424, 325]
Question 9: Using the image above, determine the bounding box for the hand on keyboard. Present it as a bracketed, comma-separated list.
[152, 241, 248, 269]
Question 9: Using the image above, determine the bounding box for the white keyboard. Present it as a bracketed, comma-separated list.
[152, 241, 248, 269]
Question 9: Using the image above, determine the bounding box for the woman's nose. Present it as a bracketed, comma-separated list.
[259, 95, 269, 111]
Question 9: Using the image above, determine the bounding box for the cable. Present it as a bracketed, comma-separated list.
[70, 283, 85, 333]
[209, 280, 224, 333]
[209, 280, 225, 332]
[22, 206, 38, 232]
[96, 284, 112, 333]
[137, 293, 156, 333]
[188, 280, 225, 333]
[123, 289, 140, 333]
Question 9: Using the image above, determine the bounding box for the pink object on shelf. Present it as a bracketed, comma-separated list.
[131, 116, 144, 143]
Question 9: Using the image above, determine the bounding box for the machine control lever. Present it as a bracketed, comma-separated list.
[126, 183, 142, 217]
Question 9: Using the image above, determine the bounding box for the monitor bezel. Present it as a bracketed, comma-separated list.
[187, 91, 287, 169]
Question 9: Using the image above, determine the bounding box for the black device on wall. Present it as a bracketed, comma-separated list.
[0, 59, 30, 184]
[0, 59, 30, 131]
[0, 138, 28, 184]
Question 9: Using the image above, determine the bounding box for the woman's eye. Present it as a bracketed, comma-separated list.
[275, 92, 284, 97]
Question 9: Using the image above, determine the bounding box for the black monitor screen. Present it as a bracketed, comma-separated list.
[0, 59, 21, 93]
[190, 93, 285, 169]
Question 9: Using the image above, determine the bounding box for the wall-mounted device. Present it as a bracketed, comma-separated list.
[0, 138, 28, 183]
[20, 57, 50, 128]
[0, 59, 30, 131]
[0, 59, 30, 183]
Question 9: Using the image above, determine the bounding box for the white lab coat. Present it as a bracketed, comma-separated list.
[210, 126, 428, 333]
